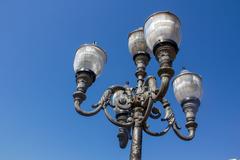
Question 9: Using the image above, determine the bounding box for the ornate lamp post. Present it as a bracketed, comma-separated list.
[72, 11, 203, 160]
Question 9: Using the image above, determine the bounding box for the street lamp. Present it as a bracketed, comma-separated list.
[72, 11, 203, 160]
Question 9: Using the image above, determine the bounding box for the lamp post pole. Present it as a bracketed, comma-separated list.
[130, 54, 148, 160]
[72, 11, 203, 160]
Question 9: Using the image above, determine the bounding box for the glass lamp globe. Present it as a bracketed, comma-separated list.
[144, 11, 181, 51]
[173, 69, 202, 104]
[128, 27, 150, 56]
[73, 44, 107, 77]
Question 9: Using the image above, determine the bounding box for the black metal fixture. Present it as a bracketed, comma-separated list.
[72, 11, 203, 160]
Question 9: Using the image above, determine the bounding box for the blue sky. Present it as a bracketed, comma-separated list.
[0, 0, 240, 159]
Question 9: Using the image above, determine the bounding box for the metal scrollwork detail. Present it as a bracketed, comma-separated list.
[73, 12, 202, 160]
[149, 107, 161, 119]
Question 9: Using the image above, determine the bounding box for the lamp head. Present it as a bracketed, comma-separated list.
[173, 69, 202, 103]
[73, 43, 107, 80]
[128, 27, 151, 66]
[73, 43, 107, 93]
[128, 27, 150, 56]
[173, 69, 203, 121]
[144, 11, 181, 52]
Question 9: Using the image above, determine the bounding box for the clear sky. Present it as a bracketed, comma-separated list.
[0, 0, 239, 160]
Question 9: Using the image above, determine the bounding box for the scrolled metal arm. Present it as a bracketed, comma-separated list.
[142, 98, 173, 137]
[103, 105, 134, 128]
[169, 98, 198, 141]
[74, 100, 103, 117]
[140, 97, 154, 123]
[73, 88, 112, 117]
[102, 85, 134, 128]
[144, 76, 170, 101]
[143, 122, 171, 137]
[73, 85, 125, 117]
[152, 76, 170, 101]
[160, 98, 197, 141]
[172, 122, 196, 141]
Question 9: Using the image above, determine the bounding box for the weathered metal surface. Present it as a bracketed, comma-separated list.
[72, 39, 201, 160]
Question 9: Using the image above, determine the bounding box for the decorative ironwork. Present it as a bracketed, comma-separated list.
[72, 11, 202, 160]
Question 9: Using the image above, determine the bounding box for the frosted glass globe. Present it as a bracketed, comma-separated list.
[128, 27, 150, 56]
[73, 44, 107, 77]
[173, 70, 202, 103]
[144, 11, 181, 51]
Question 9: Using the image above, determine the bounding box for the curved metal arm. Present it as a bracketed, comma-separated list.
[151, 76, 170, 101]
[143, 122, 171, 137]
[172, 122, 196, 141]
[142, 98, 174, 136]
[160, 98, 196, 141]
[73, 85, 125, 117]
[140, 97, 153, 123]
[74, 99, 103, 117]
[103, 106, 134, 128]
[162, 98, 197, 141]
